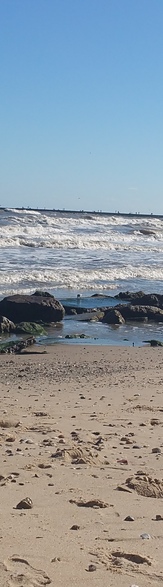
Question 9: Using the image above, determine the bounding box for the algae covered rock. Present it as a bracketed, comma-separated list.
[0, 336, 35, 354]
[15, 322, 46, 335]
[143, 339, 163, 347]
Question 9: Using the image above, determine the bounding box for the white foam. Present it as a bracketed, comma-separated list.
[1, 209, 163, 296]
[6, 208, 41, 215]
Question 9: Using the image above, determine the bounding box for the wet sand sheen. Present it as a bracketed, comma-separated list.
[0, 344, 163, 586]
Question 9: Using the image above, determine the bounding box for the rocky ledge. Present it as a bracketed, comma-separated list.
[115, 290, 163, 307]
[103, 304, 163, 324]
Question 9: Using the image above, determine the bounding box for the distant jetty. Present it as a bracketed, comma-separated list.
[1, 207, 163, 220]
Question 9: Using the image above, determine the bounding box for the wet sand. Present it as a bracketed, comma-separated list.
[0, 344, 163, 586]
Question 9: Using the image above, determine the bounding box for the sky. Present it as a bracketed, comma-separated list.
[0, 0, 163, 214]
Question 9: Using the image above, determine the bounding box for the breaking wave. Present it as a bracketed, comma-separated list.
[1, 209, 163, 297]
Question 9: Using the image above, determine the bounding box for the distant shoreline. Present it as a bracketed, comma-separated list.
[1, 207, 163, 219]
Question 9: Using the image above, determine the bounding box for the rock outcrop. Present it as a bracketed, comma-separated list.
[0, 293, 65, 324]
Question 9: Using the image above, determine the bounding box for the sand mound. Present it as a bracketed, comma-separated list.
[125, 474, 163, 498]
[51, 446, 100, 465]
[0, 420, 19, 428]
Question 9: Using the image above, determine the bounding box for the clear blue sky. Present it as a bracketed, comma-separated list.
[0, 0, 163, 213]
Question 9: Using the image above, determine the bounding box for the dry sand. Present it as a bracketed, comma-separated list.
[0, 343, 163, 586]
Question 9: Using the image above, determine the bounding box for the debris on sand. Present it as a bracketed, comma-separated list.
[69, 498, 108, 508]
[51, 446, 101, 465]
[125, 474, 163, 498]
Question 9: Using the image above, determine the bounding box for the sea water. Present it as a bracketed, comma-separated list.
[0, 208, 163, 345]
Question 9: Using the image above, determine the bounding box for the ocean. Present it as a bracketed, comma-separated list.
[1, 207, 163, 346]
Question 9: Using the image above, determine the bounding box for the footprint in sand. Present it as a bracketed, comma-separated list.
[1, 555, 51, 586]
[90, 547, 152, 574]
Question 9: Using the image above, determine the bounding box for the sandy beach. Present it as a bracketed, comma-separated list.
[0, 343, 163, 586]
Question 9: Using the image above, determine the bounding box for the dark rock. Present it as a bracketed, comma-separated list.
[63, 307, 77, 316]
[116, 304, 163, 322]
[16, 497, 33, 509]
[65, 333, 89, 339]
[115, 291, 163, 308]
[115, 290, 145, 301]
[145, 305, 163, 320]
[0, 316, 15, 333]
[143, 339, 163, 347]
[103, 309, 125, 325]
[150, 418, 160, 425]
[139, 228, 156, 236]
[0, 294, 65, 323]
[138, 294, 160, 306]
[115, 304, 147, 320]
[32, 290, 53, 298]
[91, 293, 111, 298]
[87, 565, 97, 572]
